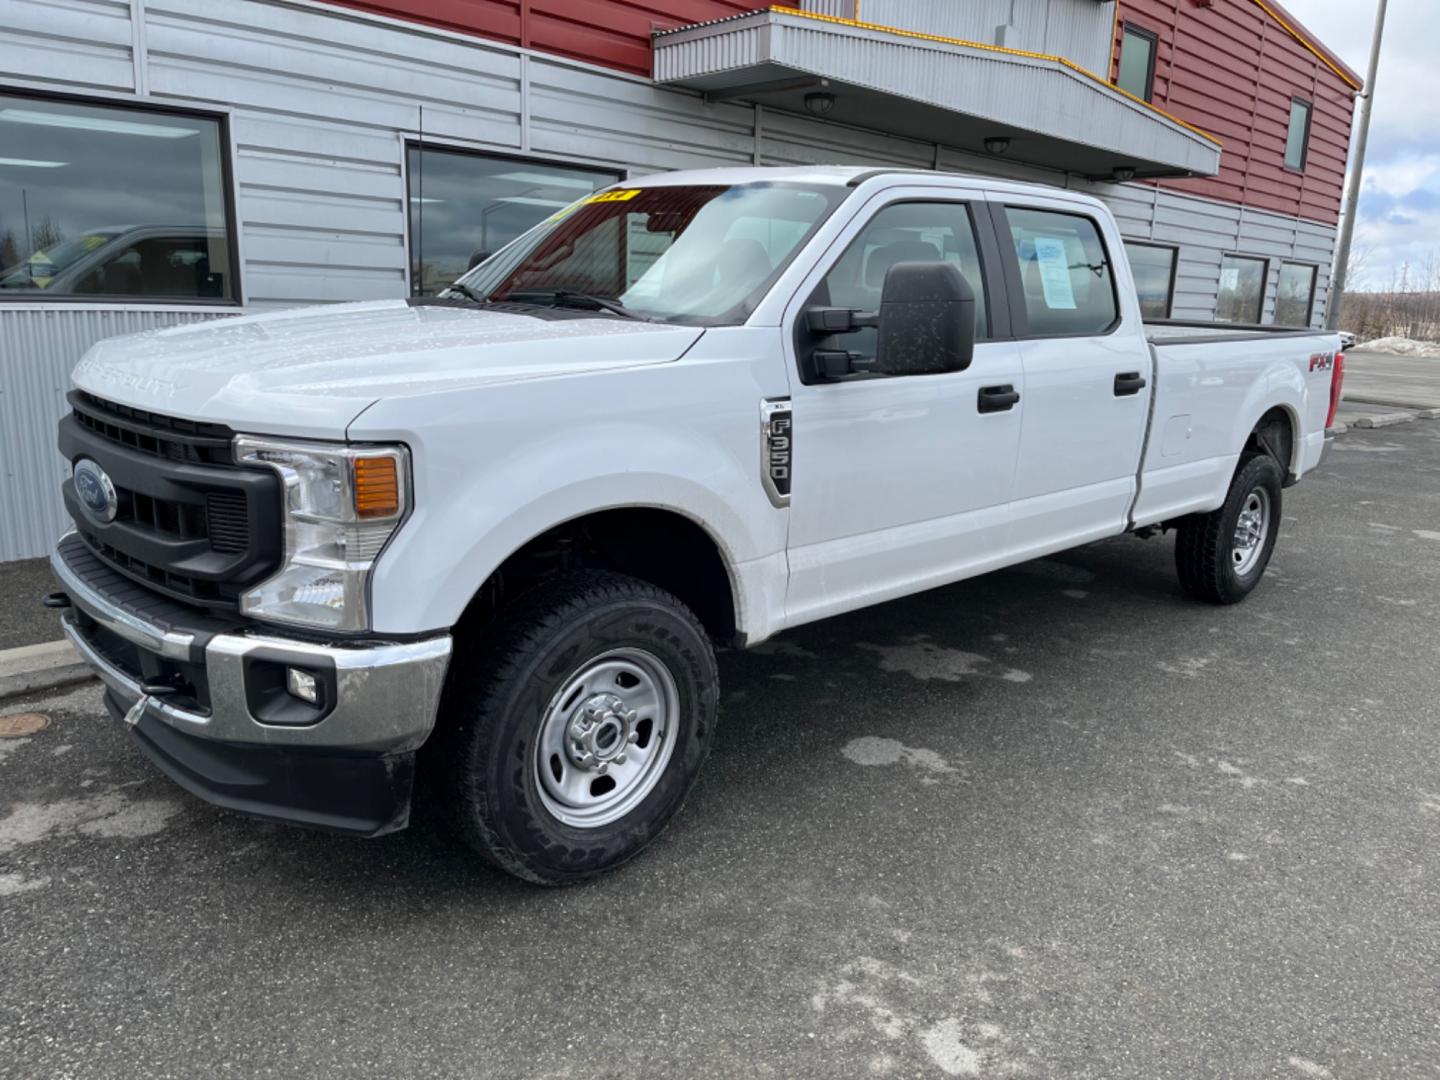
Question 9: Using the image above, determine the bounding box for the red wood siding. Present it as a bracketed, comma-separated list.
[1112, 0, 1357, 225]
[322, 0, 767, 75]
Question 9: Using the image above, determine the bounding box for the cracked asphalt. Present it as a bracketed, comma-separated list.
[2, 421, 1438, 1079]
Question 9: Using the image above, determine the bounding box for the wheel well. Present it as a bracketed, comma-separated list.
[1245, 407, 1296, 483]
[456, 509, 738, 643]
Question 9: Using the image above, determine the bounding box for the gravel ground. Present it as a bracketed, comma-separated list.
[1, 420, 1438, 1079]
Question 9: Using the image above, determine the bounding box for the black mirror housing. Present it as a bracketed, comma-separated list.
[873, 261, 976, 377]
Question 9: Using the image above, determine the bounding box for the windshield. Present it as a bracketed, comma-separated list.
[453, 182, 847, 325]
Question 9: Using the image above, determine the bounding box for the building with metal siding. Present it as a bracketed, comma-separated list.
[0, 0, 1355, 562]
[1111, 0, 1360, 224]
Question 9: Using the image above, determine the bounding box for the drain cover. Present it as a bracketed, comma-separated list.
[0, 713, 50, 737]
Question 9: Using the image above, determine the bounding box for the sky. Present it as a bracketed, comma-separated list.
[1285, 0, 1440, 290]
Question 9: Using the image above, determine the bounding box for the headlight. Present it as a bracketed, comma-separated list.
[235, 436, 410, 631]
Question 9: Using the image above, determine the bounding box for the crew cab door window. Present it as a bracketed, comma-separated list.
[1004, 207, 1119, 336]
[811, 200, 990, 363]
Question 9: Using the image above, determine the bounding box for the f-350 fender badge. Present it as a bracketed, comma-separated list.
[761, 399, 791, 508]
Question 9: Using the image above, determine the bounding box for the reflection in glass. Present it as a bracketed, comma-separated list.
[1123, 242, 1177, 320]
[1274, 262, 1317, 326]
[0, 95, 232, 300]
[1216, 254, 1267, 324]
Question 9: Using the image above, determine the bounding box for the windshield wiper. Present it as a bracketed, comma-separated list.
[442, 281, 487, 304]
[505, 289, 650, 321]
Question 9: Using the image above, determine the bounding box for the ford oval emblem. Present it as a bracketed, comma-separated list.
[73, 458, 119, 523]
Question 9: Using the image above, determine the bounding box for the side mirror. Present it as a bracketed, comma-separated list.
[872, 261, 975, 376]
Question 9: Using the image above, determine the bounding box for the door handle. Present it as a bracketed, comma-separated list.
[1113, 371, 1148, 396]
[978, 384, 1020, 413]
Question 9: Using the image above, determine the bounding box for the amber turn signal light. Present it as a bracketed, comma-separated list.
[352, 456, 401, 519]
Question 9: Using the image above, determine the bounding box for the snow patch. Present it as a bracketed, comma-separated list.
[0, 790, 180, 853]
[858, 637, 1031, 685]
[920, 1018, 982, 1077]
[842, 736, 957, 775]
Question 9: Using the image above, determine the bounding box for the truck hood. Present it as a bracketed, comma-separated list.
[71, 299, 705, 438]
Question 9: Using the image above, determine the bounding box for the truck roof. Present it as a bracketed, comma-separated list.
[618, 164, 1108, 211]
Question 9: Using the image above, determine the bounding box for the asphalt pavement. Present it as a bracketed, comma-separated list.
[2, 421, 1439, 1079]
[1342, 349, 1440, 410]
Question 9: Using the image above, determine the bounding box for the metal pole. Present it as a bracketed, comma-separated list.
[1326, 0, 1389, 331]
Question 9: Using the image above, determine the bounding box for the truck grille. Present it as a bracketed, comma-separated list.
[60, 393, 284, 610]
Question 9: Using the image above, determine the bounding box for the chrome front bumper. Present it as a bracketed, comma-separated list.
[52, 540, 452, 754]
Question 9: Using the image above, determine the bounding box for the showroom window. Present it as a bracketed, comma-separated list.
[1285, 98, 1312, 171]
[406, 146, 620, 296]
[1274, 262, 1318, 326]
[1123, 241, 1178, 319]
[0, 93, 235, 302]
[1216, 254, 1269, 324]
[1117, 24, 1159, 102]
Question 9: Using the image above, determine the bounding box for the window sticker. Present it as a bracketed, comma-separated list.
[1032, 235, 1077, 310]
[585, 189, 642, 204]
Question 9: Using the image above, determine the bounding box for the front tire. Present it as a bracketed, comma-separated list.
[1174, 453, 1283, 605]
[433, 571, 718, 885]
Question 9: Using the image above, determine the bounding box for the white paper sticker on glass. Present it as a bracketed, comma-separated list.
[1032, 236, 1077, 310]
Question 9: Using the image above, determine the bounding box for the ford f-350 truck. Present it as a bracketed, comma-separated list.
[49, 166, 1345, 884]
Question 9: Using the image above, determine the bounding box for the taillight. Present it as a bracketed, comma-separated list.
[1326, 352, 1345, 429]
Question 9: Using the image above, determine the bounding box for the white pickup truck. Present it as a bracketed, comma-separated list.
[49, 166, 1344, 883]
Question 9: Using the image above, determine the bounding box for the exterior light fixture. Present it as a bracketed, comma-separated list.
[983, 136, 1010, 155]
[804, 92, 836, 117]
[1113, 166, 1137, 182]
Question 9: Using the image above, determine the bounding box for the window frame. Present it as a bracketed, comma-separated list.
[1284, 97, 1313, 172]
[1122, 239, 1179, 320]
[1216, 253, 1271, 326]
[991, 203, 1123, 341]
[1273, 260, 1318, 327]
[791, 195, 1009, 386]
[1116, 22, 1160, 103]
[402, 140, 624, 298]
[0, 87, 242, 308]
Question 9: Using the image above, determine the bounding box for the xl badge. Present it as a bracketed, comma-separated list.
[73, 458, 119, 523]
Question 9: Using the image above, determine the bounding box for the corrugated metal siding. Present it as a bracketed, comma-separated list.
[0, 0, 137, 91]
[1113, 0, 1356, 224]
[0, 308, 236, 561]
[851, 0, 1115, 73]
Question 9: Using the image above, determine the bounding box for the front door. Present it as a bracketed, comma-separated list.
[782, 192, 1027, 627]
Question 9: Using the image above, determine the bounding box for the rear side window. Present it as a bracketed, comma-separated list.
[1005, 207, 1118, 336]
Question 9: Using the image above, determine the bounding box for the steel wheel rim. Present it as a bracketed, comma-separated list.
[1231, 487, 1271, 576]
[533, 647, 679, 829]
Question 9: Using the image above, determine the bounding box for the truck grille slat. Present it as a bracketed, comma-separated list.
[61, 393, 282, 611]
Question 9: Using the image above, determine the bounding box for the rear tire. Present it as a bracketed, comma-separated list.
[1175, 453, 1283, 605]
[433, 570, 718, 885]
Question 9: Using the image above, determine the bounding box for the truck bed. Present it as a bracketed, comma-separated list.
[1144, 319, 1331, 346]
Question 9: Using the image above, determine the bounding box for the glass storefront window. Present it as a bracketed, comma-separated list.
[1216, 254, 1268, 324]
[1123, 241, 1177, 320]
[1275, 262, 1317, 326]
[406, 146, 620, 296]
[0, 94, 234, 301]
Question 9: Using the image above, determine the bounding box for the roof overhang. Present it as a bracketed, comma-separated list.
[653, 8, 1222, 181]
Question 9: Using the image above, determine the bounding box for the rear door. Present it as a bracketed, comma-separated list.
[780, 187, 1027, 627]
[987, 196, 1154, 556]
